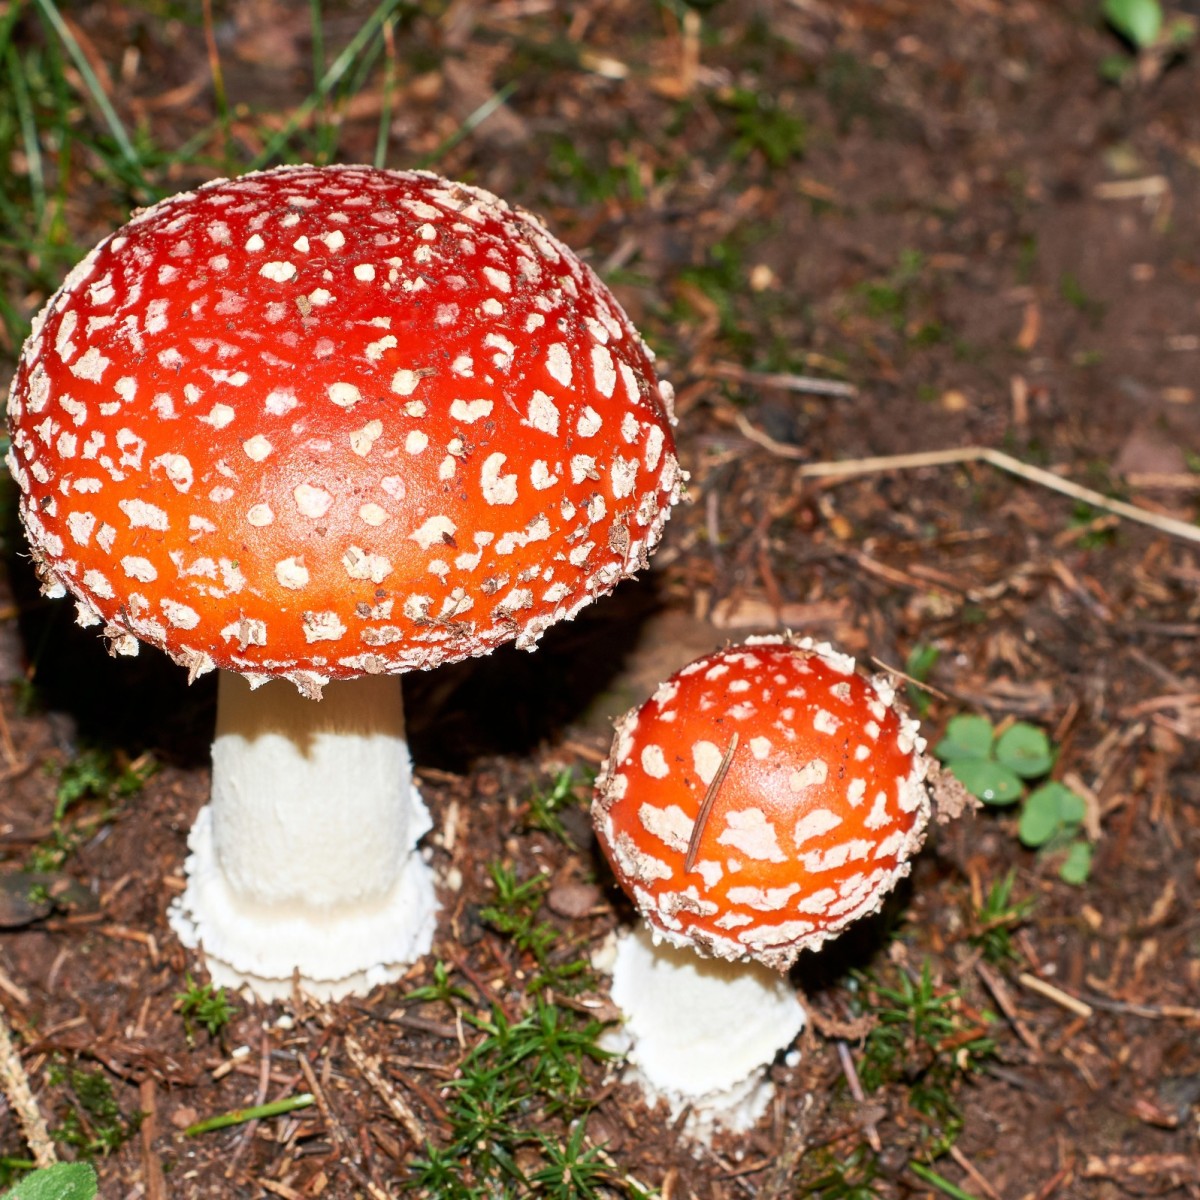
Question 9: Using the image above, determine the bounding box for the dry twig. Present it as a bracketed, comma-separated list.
[0, 1009, 56, 1168]
[1017, 973, 1094, 1020]
[734, 436, 1200, 545]
[343, 1033, 427, 1147]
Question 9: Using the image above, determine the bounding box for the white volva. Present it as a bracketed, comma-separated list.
[169, 671, 438, 1000]
[606, 926, 806, 1141]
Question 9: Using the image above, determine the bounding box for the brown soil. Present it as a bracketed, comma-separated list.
[1, 1, 1199, 1197]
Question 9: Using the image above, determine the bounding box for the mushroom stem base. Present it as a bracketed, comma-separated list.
[168, 671, 438, 1001]
[604, 925, 807, 1142]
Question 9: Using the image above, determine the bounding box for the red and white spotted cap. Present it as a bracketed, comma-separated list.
[592, 636, 931, 971]
[5, 165, 681, 697]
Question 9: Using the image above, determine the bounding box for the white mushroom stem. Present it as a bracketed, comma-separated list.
[168, 671, 438, 1001]
[605, 925, 806, 1142]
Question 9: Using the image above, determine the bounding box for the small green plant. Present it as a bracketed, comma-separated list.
[548, 139, 645, 207]
[850, 250, 946, 347]
[904, 644, 940, 718]
[49, 1066, 142, 1158]
[970, 869, 1034, 964]
[935, 715, 1048, 803]
[855, 961, 995, 1157]
[935, 715, 1092, 884]
[714, 86, 807, 167]
[30, 748, 157, 872]
[409, 1000, 615, 1196]
[526, 1122, 611, 1200]
[1101, 0, 1195, 69]
[0, 1163, 97, 1200]
[1068, 501, 1119, 548]
[800, 1145, 882, 1199]
[175, 975, 237, 1043]
[55, 747, 156, 823]
[525, 768, 586, 844]
[480, 863, 558, 964]
[1104, 0, 1164, 47]
[480, 863, 589, 994]
[1058, 272, 1106, 324]
[405, 959, 471, 1008]
[1018, 782, 1093, 885]
[407, 866, 638, 1198]
[403, 841, 654, 1197]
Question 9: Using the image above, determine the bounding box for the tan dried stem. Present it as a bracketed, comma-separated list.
[0, 1010, 56, 1168]
[731, 428, 1200, 546]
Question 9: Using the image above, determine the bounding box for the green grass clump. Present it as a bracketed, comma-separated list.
[523, 768, 589, 845]
[26, 747, 156, 873]
[970, 869, 1034, 965]
[855, 961, 995, 1152]
[406, 862, 648, 1199]
[49, 1066, 142, 1158]
[175, 974, 237, 1044]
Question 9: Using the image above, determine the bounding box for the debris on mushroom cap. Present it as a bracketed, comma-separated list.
[592, 636, 932, 972]
[5, 165, 682, 697]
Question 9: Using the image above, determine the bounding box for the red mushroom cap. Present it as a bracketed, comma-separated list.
[592, 637, 931, 971]
[6, 165, 680, 696]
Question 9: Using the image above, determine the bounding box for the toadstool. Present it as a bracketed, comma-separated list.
[6, 164, 681, 999]
[592, 635, 931, 1136]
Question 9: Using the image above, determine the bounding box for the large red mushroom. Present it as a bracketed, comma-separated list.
[7, 164, 681, 998]
[592, 635, 931, 1135]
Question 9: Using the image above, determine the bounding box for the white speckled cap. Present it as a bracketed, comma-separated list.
[593, 637, 931, 971]
[7, 165, 681, 696]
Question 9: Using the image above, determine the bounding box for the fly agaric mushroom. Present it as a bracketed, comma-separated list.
[592, 635, 931, 1135]
[6, 164, 681, 999]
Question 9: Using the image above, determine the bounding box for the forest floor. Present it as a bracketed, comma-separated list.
[1, 1, 1199, 1197]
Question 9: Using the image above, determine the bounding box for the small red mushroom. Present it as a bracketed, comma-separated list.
[7, 164, 681, 998]
[591, 635, 931, 1134]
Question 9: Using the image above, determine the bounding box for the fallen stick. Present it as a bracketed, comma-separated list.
[1017, 972, 1094, 1020]
[0, 1009, 56, 1168]
[734, 428, 1200, 546]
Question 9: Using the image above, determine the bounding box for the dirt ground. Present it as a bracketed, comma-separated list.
[1, 1, 1199, 1197]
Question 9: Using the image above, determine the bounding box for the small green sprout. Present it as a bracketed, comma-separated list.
[904, 644, 940, 718]
[175, 975, 237, 1043]
[1104, 0, 1163, 49]
[1018, 781, 1093, 884]
[55, 747, 156, 822]
[935, 715, 1092, 884]
[970, 869, 1035, 964]
[480, 863, 557, 964]
[405, 959, 470, 1008]
[715, 86, 807, 167]
[1099, 0, 1196, 85]
[934, 715, 1049, 804]
[525, 768, 585, 844]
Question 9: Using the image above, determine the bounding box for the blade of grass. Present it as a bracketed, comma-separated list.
[308, 0, 331, 158]
[909, 1161, 980, 1200]
[415, 79, 519, 170]
[200, 0, 232, 165]
[373, 16, 399, 168]
[249, 0, 402, 169]
[0, 1, 26, 59]
[6, 44, 47, 221]
[184, 1092, 315, 1136]
[32, 0, 140, 172]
